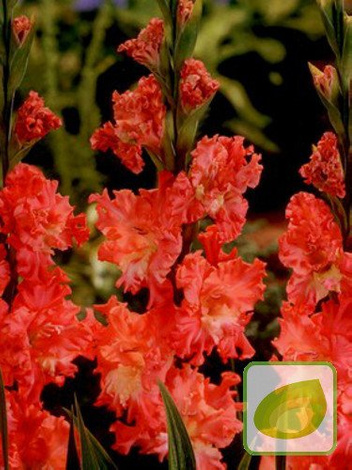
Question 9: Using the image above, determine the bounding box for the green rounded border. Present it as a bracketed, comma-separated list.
[243, 361, 337, 456]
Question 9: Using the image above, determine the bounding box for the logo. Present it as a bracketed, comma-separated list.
[243, 362, 337, 455]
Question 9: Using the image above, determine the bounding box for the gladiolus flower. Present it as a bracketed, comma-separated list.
[90, 171, 193, 304]
[12, 15, 33, 45]
[260, 455, 329, 470]
[111, 75, 165, 153]
[93, 297, 173, 417]
[111, 365, 243, 469]
[189, 135, 262, 242]
[309, 63, 340, 103]
[0, 269, 94, 400]
[300, 132, 345, 198]
[90, 122, 144, 174]
[118, 18, 164, 70]
[91, 75, 166, 173]
[3, 392, 69, 469]
[164, 367, 243, 469]
[180, 59, 219, 112]
[0, 244, 10, 296]
[173, 249, 266, 364]
[0, 163, 89, 279]
[279, 192, 352, 308]
[273, 297, 352, 468]
[14, 91, 62, 146]
[273, 302, 330, 363]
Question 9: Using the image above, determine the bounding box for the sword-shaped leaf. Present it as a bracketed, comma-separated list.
[159, 381, 196, 470]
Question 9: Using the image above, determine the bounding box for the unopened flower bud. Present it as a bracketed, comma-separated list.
[177, 0, 196, 27]
[180, 59, 219, 113]
[14, 91, 62, 146]
[117, 18, 164, 71]
[12, 15, 33, 46]
[308, 63, 340, 103]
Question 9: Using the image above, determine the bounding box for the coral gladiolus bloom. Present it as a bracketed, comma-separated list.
[174, 249, 266, 364]
[279, 192, 352, 308]
[3, 392, 69, 469]
[189, 135, 262, 242]
[273, 298, 352, 468]
[118, 18, 164, 70]
[91, 74, 166, 173]
[0, 163, 89, 279]
[111, 365, 243, 470]
[90, 171, 193, 304]
[0, 269, 93, 400]
[14, 92, 61, 145]
[94, 297, 173, 417]
[180, 59, 219, 112]
[300, 132, 345, 198]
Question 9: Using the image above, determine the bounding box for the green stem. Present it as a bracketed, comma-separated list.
[78, 0, 112, 142]
[166, 1, 179, 173]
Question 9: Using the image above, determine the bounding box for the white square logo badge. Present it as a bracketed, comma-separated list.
[243, 362, 337, 455]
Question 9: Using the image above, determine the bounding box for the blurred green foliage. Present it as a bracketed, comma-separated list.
[21, 0, 116, 205]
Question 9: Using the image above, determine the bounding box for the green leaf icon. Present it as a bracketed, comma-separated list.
[254, 379, 327, 439]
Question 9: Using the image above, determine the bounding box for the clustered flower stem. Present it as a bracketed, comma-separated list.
[313, 0, 352, 243]
[273, 2, 352, 468]
[89, 1, 266, 467]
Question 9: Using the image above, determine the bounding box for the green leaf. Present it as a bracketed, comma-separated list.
[341, 14, 352, 89]
[254, 379, 327, 439]
[195, 7, 247, 72]
[170, 0, 178, 23]
[332, 0, 344, 56]
[176, 96, 214, 163]
[316, 0, 340, 57]
[158, 381, 196, 470]
[68, 396, 118, 470]
[0, 369, 9, 470]
[238, 451, 252, 470]
[8, 0, 19, 9]
[174, 0, 203, 70]
[156, 0, 170, 17]
[225, 118, 279, 153]
[251, 0, 300, 25]
[74, 397, 99, 470]
[219, 76, 270, 129]
[8, 25, 36, 95]
[65, 408, 81, 470]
